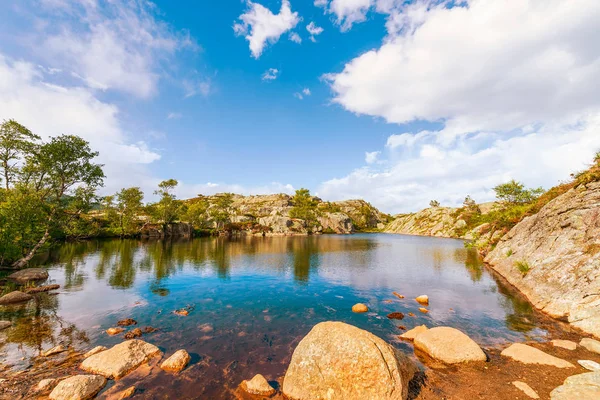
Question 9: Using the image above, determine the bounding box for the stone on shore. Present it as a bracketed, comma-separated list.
[0, 321, 11, 330]
[116, 386, 136, 399]
[25, 284, 60, 294]
[580, 338, 600, 354]
[552, 339, 577, 350]
[7, 268, 49, 284]
[160, 349, 190, 373]
[399, 325, 428, 341]
[501, 343, 574, 368]
[550, 371, 600, 399]
[49, 375, 106, 400]
[415, 295, 429, 305]
[42, 345, 66, 357]
[0, 291, 33, 305]
[352, 303, 368, 313]
[80, 339, 162, 379]
[512, 381, 539, 399]
[240, 374, 276, 397]
[36, 378, 58, 393]
[579, 360, 600, 371]
[282, 321, 416, 400]
[83, 346, 107, 359]
[414, 327, 486, 364]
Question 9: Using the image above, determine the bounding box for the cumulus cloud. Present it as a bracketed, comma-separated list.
[306, 21, 324, 41]
[34, 0, 197, 98]
[294, 88, 311, 99]
[315, 0, 373, 31]
[177, 181, 296, 199]
[320, 0, 600, 213]
[364, 151, 380, 164]
[234, 0, 300, 58]
[289, 32, 302, 43]
[0, 55, 161, 195]
[262, 68, 280, 81]
[303, 88, 311, 96]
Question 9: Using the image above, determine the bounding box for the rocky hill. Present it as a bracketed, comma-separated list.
[192, 193, 389, 236]
[485, 181, 600, 338]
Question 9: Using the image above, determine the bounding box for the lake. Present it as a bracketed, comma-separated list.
[0, 234, 561, 398]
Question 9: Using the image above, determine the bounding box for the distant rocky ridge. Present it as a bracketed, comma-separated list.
[192, 193, 390, 236]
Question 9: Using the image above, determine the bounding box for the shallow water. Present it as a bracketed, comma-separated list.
[0, 234, 558, 397]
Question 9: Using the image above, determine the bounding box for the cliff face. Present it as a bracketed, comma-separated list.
[197, 194, 387, 236]
[485, 182, 600, 338]
[384, 207, 467, 238]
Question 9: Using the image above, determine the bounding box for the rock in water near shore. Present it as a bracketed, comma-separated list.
[36, 378, 58, 393]
[550, 371, 600, 399]
[0, 321, 11, 330]
[240, 374, 276, 397]
[282, 321, 416, 400]
[83, 346, 107, 358]
[413, 327, 486, 364]
[49, 375, 106, 400]
[415, 295, 429, 305]
[552, 339, 577, 350]
[399, 325, 428, 341]
[80, 339, 162, 379]
[7, 268, 49, 284]
[42, 345, 66, 357]
[500, 344, 574, 368]
[485, 182, 600, 338]
[25, 284, 61, 294]
[160, 349, 190, 373]
[352, 303, 368, 313]
[0, 290, 33, 305]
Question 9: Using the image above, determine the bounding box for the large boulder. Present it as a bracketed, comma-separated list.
[550, 371, 600, 399]
[413, 327, 486, 364]
[318, 213, 354, 234]
[49, 375, 106, 400]
[485, 182, 600, 338]
[80, 339, 161, 379]
[501, 343, 574, 368]
[0, 291, 33, 305]
[7, 268, 49, 284]
[282, 321, 416, 400]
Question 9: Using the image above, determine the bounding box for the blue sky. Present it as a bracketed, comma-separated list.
[1, 0, 599, 213]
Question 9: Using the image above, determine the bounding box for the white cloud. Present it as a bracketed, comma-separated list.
[294, 88, 311, 99]
[262, 68, 280, 81]
[167, 112, 182, 120]
[319, 0, 600, 213]
[183, 79, 211, 98]
[35, 0, 197, 98]
[289, 32, 302, 43]
[302, 88, 311, 96]
[364, 151, 380, 164]
[0, 55, 161, 195]
[306, 21, 324, 41]
[294, 92, 304, 100]
[177, 181, 295, 199]
[234, 0, 300, 58]
[315, 0, 372, 31]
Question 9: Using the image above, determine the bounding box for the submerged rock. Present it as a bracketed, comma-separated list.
[0, 291, 33, 305]
[174, 309, 189, 316]
[415, 295, 429, 305]
[49, 375, 106, 400]
[418, 307, 429, 314]
[399, 325, 428, 341]
[0, 321, 11, 330]
[414, 327, 486, 364]
[42, 345, 66, 357]
[282, 321, 416, 400]
[106, 327, 124, 336]
[550, 371, 600, 399]
[387, 312, 404, 320]
[501, 343, 574, 368]
[124, 328, 143, 339]
[80, 339, 162, 379]
[240, 374, 276, 397]
[580, 338, 600, 354]
[392, 292, 405, 299]
[512, 381, 539, 399]
[83, 346, 107, 358]
[352, 303, 369, 313]
[117, 319, 137, 327]
[25, 284, 60, 294]
[160, 349, 190, 373]
[552, 339, 577, 350]
[7, 268, 49, 284]
[579, 360, 600, 371]
[117, 386, 136, 399]
[36, 378, 58, 393]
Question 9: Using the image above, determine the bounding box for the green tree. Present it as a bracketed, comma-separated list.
[184, 197, 210, 229]
[0, 119, 40, 190]
[152, 179, 181, 224]
[289, 188, 319, 229]
[210, 193, 234, 229]
[493, 180, 544, 205]
[429, 200, 440, 207]
[115, 187, 144, 236]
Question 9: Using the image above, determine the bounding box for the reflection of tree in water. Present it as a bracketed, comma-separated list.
[453, 247, 484, 282]
[490, 272, 537, 333]
[287, 237, 320, 283]
[1, 294, 89, 356]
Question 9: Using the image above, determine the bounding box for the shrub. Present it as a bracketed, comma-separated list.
[514, 260, 531, 276]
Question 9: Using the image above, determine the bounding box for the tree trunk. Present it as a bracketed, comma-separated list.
[12, 229, 50, 269]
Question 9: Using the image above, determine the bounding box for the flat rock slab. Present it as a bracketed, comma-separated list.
[80, 339, 161, 379]
[42, 345, 66, 357]
[579, 360, 600, 371]
[552, 339, 577, 350]
[501, 343, 574, 368]
[414, 327, 487, 364]
[36, 378, 58, 393]
[240, 374, 276, 397]
[0, 291, 33, 305]
[580, 338, 600, 355]
[49, 375, 106, 400]
[0, 321, 11, 330]
[83, 346, 107, 359]
[550, 371, 600, 400]
[8, 268, 49, 284]
[512, 381, 539, 399]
